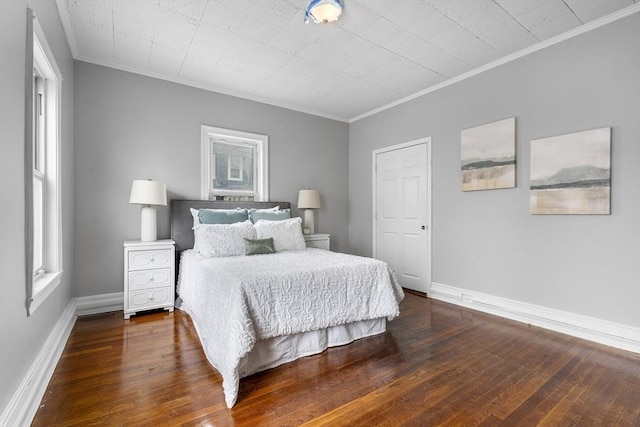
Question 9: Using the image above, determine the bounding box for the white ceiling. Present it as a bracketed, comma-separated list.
[56, 0, 639, 121]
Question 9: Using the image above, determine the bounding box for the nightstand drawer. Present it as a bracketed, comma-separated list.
[304, 234, 330, 250]
[128, 268, 171, 290]
[305, 239, 329, 250]
[128, 249, 171, 270]
[128, 288, 172, 310]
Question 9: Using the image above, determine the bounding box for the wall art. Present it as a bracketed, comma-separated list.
[461, 117, 516, 191]
[530, 127, 611, 215]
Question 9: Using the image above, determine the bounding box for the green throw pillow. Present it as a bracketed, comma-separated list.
[244, 238, 275, 255]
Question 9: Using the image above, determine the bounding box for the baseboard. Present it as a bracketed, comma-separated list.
[75, 292, 123, 316]
[3, 287, 637, 427]
[1, 293, 123, 426]
[0, 300, 77, 427]
[429, 282, 640, 354]
[403, 287, 427, 298]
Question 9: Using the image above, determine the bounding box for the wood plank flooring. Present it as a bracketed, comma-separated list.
[33, 294, 640, 426]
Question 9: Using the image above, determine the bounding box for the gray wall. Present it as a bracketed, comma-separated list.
[349, 14, 640, 328]
[1, 4, 636, 417]
[0, 0, 75, 414]
[74, 62, 349, 297]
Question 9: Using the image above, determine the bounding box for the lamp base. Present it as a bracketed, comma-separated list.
[303, 209, 315, 235]
[140, 206, 157, 241]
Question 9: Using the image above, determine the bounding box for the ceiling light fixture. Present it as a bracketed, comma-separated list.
[304, 0, 343, 24]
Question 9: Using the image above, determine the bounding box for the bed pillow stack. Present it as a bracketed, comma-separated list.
[190, 207, 305, 256]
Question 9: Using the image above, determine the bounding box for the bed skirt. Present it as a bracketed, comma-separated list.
[237, 318, 387, 378]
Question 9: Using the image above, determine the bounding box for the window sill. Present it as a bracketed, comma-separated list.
[30, 271, 62, 315]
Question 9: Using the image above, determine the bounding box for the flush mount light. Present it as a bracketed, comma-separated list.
[304, 0, 343, 24]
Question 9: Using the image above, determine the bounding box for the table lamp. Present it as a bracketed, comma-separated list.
[297, 189, 321, 234]
[129, 179, 167, 241]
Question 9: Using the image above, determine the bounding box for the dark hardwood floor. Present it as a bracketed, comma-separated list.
[33, 294, 640, 426]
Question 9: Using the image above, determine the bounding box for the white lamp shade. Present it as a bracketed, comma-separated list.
[298, 189, 321, 209]
[129, 180, 167, 206]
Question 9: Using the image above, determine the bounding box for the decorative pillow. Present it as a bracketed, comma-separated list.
[244, 238, 275, 255]
[249, 208, 291, 223]
[193, 220, 257, 257]
[197, 208, 249, 225]
[254, 217, 306, 252]
[252, 206, 279, 212]
[190, 208, 200, 228]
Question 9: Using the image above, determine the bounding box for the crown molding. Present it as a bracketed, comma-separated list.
[77, 55, 350, 122]
[349, 3, 640, 123]
[53, 0, 639, 124]
[54, 0, 78, 58]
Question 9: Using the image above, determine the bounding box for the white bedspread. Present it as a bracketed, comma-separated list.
[177, 248, 404, 408]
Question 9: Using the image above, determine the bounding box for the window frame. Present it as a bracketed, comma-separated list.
[200, 125, 269, 201]
[25, 10, 63, 316]
[33, 72, 46, 279]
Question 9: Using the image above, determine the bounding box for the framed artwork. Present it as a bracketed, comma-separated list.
[530, 127, 611, 215]
[461, 117, 516, 191]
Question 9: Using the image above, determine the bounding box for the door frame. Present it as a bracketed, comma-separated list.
[372, 137, 432, 294]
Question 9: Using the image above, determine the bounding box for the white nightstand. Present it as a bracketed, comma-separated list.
[304, 233, 330, 250]
[123, 239, 175, 319]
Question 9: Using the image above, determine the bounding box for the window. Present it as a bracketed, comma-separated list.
[201, 126, 268, 201]
[33, 72, 45, 279]
[25, 10, 63, 315]
[227, 152, 245, 181]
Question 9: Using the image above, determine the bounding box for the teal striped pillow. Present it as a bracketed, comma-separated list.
[249, 208, 291, 223]
[198, 208, 249, 224]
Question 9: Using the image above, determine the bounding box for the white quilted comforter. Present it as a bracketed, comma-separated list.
[177, 248, 404, 408]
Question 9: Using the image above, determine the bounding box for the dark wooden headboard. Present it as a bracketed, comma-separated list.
[170, 199, 291, 253]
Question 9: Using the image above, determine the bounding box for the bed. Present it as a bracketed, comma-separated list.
[171, 200, 404, 408]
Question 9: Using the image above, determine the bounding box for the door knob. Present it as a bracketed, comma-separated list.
[421, 225, 426, 230]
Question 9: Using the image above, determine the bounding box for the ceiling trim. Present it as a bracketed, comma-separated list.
[349, 3, 640, 123]
[53, 0, 349, 122]
[54, 0, 78, 58]
[73, 55, 350, 122]
[54, 1, 639, 124]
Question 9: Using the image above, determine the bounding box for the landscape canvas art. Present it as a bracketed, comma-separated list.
[530, 127, 611, 215]
[461, 117, 516, 191]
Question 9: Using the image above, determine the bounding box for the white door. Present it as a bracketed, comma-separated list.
[373, 140, 430, 293]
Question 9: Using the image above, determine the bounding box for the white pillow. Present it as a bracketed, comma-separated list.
[254, 217, 306, 252]
[193, 220, 257, 257]
[190, 208, 199, 229]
